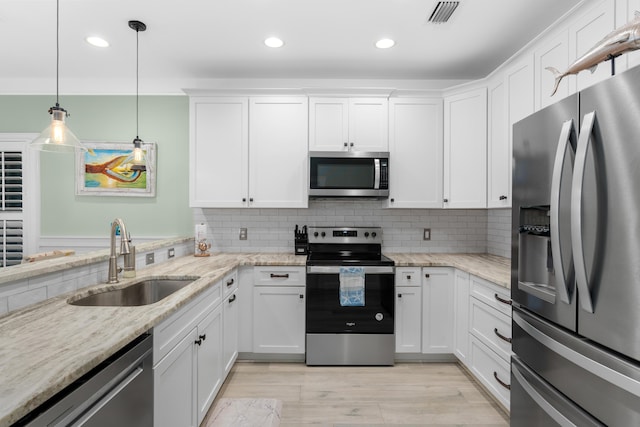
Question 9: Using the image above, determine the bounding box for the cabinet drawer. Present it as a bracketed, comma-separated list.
[395, 267, 421, 286]
[469, 335, 511, 409]
[470, 275, 512, 316]
[153, 280, 222, 365]
[222, 269, 238, 297]
[469, 298, 512, 362]
[253, 266, 305, 286]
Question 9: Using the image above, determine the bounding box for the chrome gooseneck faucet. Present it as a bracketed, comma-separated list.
[108, 218, 131, 284]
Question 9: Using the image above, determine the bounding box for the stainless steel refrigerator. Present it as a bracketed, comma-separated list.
[511, 65, 640, 426]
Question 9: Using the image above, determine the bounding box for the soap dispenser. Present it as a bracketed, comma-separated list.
[123, 233, 136, 278]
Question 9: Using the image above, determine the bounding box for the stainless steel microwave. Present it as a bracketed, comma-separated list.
[309, 151, 389, 198]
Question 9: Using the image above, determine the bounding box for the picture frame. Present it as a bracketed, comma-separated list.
[75, 141, 156, 197]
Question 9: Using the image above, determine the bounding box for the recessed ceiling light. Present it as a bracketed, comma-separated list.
[86, 36, 109, 48]
[375, 38, 395, 49]
[264, 37, 284, 48]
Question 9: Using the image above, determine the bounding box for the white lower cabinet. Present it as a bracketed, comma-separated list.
[395, 268, 422, 353]
[252, 267, 306, 354]
[223, 288, 239, 375]
[468, 274, 513, 410]
[195, 305, 224, 424]
[453, 270, 470, 365]
[154, 329, 198, 427]
[421, 267, 455, 354]
[152, 276, 231, 427]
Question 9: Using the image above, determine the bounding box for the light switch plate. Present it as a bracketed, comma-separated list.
[423, 228, 431, 240]
[239, 228, 247, 240]
[146, 252, 155, 265]
[168, 248, 175, 258]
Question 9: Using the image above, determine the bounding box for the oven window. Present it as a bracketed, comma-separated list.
[306, 272, 394, 334]
[310, 158, 375, 189]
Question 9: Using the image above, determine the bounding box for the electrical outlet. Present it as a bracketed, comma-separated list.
[239, 228, 248, 240]
[146, 252, 155, 265]
[168, 248, 175, 258]
[423, 228, 431, 241]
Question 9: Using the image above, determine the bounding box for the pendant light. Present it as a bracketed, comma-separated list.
[31, 0, 87, 153]
[129, 20, 148, 172]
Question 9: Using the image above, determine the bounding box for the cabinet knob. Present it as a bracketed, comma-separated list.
[407, 275, 411, 280]
[425, 273, 430, 278]
[242, 198, 246, 202]
[199, 334, 206, 341]
[390, 198, 395, 203]
[299, 294, 304, 299]
[344, 142, 348, 147]
[397, 293, 402, 298]
[249, 198, 254, 202]
[443, 198, 449, 203]
[195, 338, 202, 346]
[499, 195, 507, 200]
[350, 142, 354, 147]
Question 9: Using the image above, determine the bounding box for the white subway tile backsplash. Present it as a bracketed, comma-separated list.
[8, 287, 47, 312]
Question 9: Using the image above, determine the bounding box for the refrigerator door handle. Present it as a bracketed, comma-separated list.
[512, 362, 577, 427]
[550, 119, 576, 304]
[571, 111, 596, 313]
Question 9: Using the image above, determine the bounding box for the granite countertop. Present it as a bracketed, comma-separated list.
[0, 251, 509, 426]
[0, 253, 305, 427]
[386, 253, 511, 288]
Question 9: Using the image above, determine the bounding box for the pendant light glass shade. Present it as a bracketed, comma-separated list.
[31, 0, 86, 153]
[31, 105, 87, 152]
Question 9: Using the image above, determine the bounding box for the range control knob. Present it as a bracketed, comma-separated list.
[313, 232, 319, 237]
[321, 232, 326, 237]
[364, 232, 370, 238]
[371, 232, 377, 238]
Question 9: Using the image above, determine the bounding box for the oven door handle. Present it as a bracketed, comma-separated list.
[307, 266, 395, 274]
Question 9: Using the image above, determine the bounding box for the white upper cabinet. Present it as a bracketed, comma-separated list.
[388, 98, 443, 208]
[309, 97, 389, 152]
[569, 0, 615, 93]
[487, 77, 509, 208]
[443, 87, 487, 209]
[535, 30, 571, 109]
[189, 97, 248, 208]
[249, 97, 309, 208]
[189, 95, 308, 208]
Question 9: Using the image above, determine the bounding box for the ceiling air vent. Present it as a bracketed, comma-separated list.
[428, 1, 460, 24]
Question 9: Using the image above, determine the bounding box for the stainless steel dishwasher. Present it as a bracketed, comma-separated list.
[17, 333, 153, 427]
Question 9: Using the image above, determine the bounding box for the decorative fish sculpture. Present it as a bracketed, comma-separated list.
[547, 12, 640, 96]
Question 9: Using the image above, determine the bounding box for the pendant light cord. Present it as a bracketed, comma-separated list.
[56, 0, 60, 107]
[135, 26, 139, 139]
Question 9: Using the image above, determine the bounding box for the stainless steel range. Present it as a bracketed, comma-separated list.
[305, 226, 395, 366]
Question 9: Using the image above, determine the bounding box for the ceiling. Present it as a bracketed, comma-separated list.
[1, 0, 583, 94]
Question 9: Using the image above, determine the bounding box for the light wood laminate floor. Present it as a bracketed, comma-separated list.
[205, 362, 509, 426]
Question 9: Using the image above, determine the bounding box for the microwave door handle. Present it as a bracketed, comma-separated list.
[571, 111, 596, 313]
[550, 119, 575, 305]
[374, 159, 380, 189]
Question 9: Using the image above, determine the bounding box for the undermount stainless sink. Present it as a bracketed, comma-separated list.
[69, 277, 199, 307]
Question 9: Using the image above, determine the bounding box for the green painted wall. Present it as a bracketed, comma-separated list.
[0, 95, 193, 237]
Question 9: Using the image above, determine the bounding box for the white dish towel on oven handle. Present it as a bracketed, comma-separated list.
[339, 266, 365, 306]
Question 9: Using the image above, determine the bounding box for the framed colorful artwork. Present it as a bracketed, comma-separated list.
[75, 141, 156, 196]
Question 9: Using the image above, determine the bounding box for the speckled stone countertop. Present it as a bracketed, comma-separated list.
[0, 251, 509, 426]
[387, 253, 511, 288]
[0, 252, 305, 427]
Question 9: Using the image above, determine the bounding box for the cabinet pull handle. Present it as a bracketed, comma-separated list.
[499, 195, 507, 200]
[494, 328, 512, 343]
[199, 334, 206, 341]
[299, 294, 304, 299]
[195, 338, 202, 346]
[270, 273, 290, 279]
[494, 371, 511, 390]
[494, 293, 513, 306]
[226, 278, 235, 287]
[228, 294, 237, 303]
[425, 273, 430, 278]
